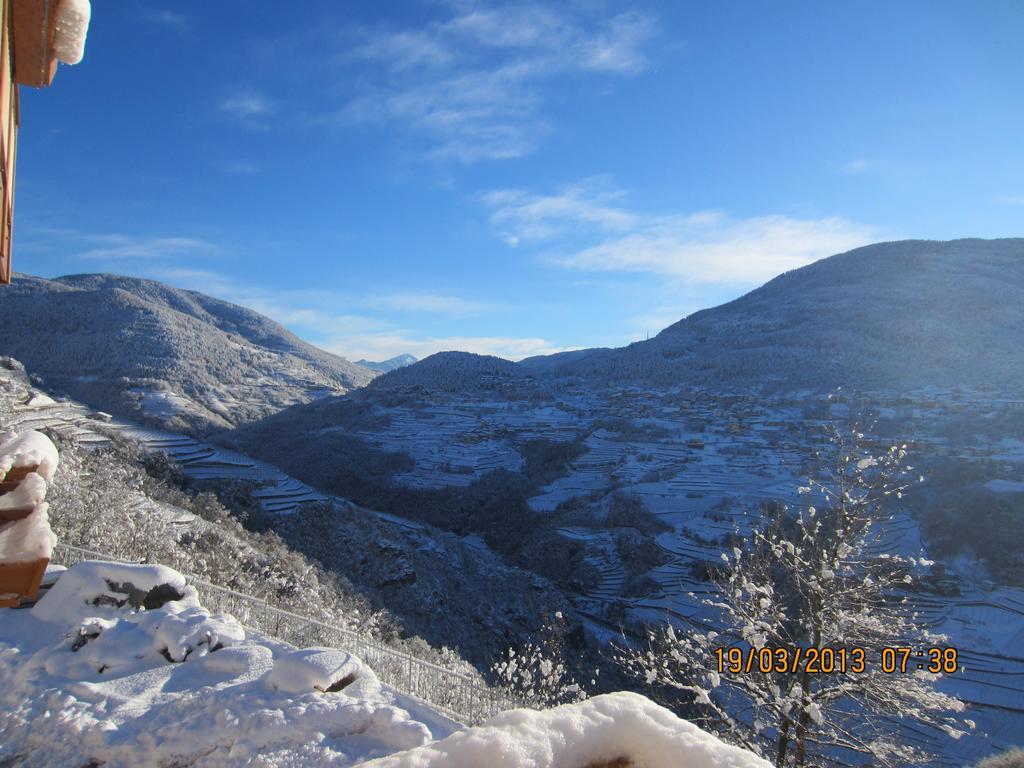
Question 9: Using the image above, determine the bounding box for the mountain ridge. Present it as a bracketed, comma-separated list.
[381, 238, 1024, 393]
[356, 353, 418, 373]
[0, 273, 377, 434]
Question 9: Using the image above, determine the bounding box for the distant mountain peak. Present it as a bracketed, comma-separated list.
[355, 353, 418, 373]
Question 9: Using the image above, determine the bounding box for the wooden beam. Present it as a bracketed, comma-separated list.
[11, 0, 56, 88]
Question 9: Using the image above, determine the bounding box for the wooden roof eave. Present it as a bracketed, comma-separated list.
[12, 0, 58, 88]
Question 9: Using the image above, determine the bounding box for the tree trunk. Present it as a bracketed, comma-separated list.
[775, 715, 791, 767]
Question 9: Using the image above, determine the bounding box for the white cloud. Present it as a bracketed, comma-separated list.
[483, 179, 882, 284]
[219, 90, 275, 127]
[31, 227, 551, 361]
[350, 30, 454, 71]
[563, 213, 878, 283]
[74, 235, 219, 262]
[996, 194, 1024, 206]
[335, 5, 656, 161]
[840, 158, 869, 175]
[372, 291, 493, 315]
[323, 332, 569, 363]
[223, 160, 259, 175]
[139, 8, 191, 33]
[113, 262, 526, 360]
[484, 177, 636, 243]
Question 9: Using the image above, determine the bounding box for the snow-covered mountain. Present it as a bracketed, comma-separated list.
[357, 353, 418, 373]
[373, 351, 524, 392]
[214, 238, 1024, 766]
[364, 239, 1024, 393]
[0, 274, 377, 434]
[518, 238, 1024, 390]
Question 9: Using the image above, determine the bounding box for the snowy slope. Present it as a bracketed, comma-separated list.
[357, 354, 418, 373]
[0, 273, 377, 434]
[519, 238, 1024, 390]
[372, 351, 525, 392]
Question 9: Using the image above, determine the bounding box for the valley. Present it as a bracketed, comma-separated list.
[4, 239, 1024, 765]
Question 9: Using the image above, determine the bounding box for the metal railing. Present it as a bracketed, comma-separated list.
[51, 542, 518, 724]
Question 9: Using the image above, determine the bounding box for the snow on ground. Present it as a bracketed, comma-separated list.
[0, 560, 452, 767]
[1, 562, 769, 768]
[363, 692, 771, 768]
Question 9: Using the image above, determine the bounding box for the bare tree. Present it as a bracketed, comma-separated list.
[492, 612, 587, 709]
[619, 424, 972, 766]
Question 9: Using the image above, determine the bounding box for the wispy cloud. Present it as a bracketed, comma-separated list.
[996, 194, 1024, 206]
[371, 291, 493, 315]
[73, 234, 219, 262]
[322, 332, 568, 363]
[562, 213, 878, 283]
[840, 158, 869, 175]
[222, 160, 259, 176]
[334, 5, 656, 161]
[24, 226, 552, 360]
[484, 176, 636, 245]
[115, 263, 530, 359]
[484, 179, 882, 284]
[219, 90, 275, 128]
[139, 7, 192, 34]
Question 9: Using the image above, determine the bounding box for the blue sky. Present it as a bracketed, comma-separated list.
[13, 1, 1024, 362]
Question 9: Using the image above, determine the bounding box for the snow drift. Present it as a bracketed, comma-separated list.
[364, 691, 772, 768]
[1, 560, 437, 767]
[0, 558, 770, 767]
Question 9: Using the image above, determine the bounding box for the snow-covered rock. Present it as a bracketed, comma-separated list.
[364, 691, 772, 768]
[266, 647, 376, 696]
[31, 560, 191, 622]
[0, 429, 59, 482]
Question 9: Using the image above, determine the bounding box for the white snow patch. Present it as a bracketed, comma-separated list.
[31, 560, 191, 623]
[53, 0, 91, 64]
[0, 502, 55, 562]
[364, 691, 771, 768]
[0, 429, 60, 481]
[266, 647, 376, 696]
[0, 471, 48, 511]
[1, 560, 438, 767]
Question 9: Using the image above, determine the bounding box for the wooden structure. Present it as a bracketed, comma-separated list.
[0, 556, 47, 607]
[0, 0, 81, 284]
[0, 432, 58, 606]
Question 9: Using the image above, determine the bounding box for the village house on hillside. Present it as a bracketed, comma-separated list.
[0, 0, 90, 284]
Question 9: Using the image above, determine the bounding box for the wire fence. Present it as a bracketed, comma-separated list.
[51, 542, 519, 725]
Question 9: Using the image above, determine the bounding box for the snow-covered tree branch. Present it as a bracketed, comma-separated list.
[618, 423, 973, 767]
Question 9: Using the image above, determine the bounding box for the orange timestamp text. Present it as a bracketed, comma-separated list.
[713, 646, 959, 675]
